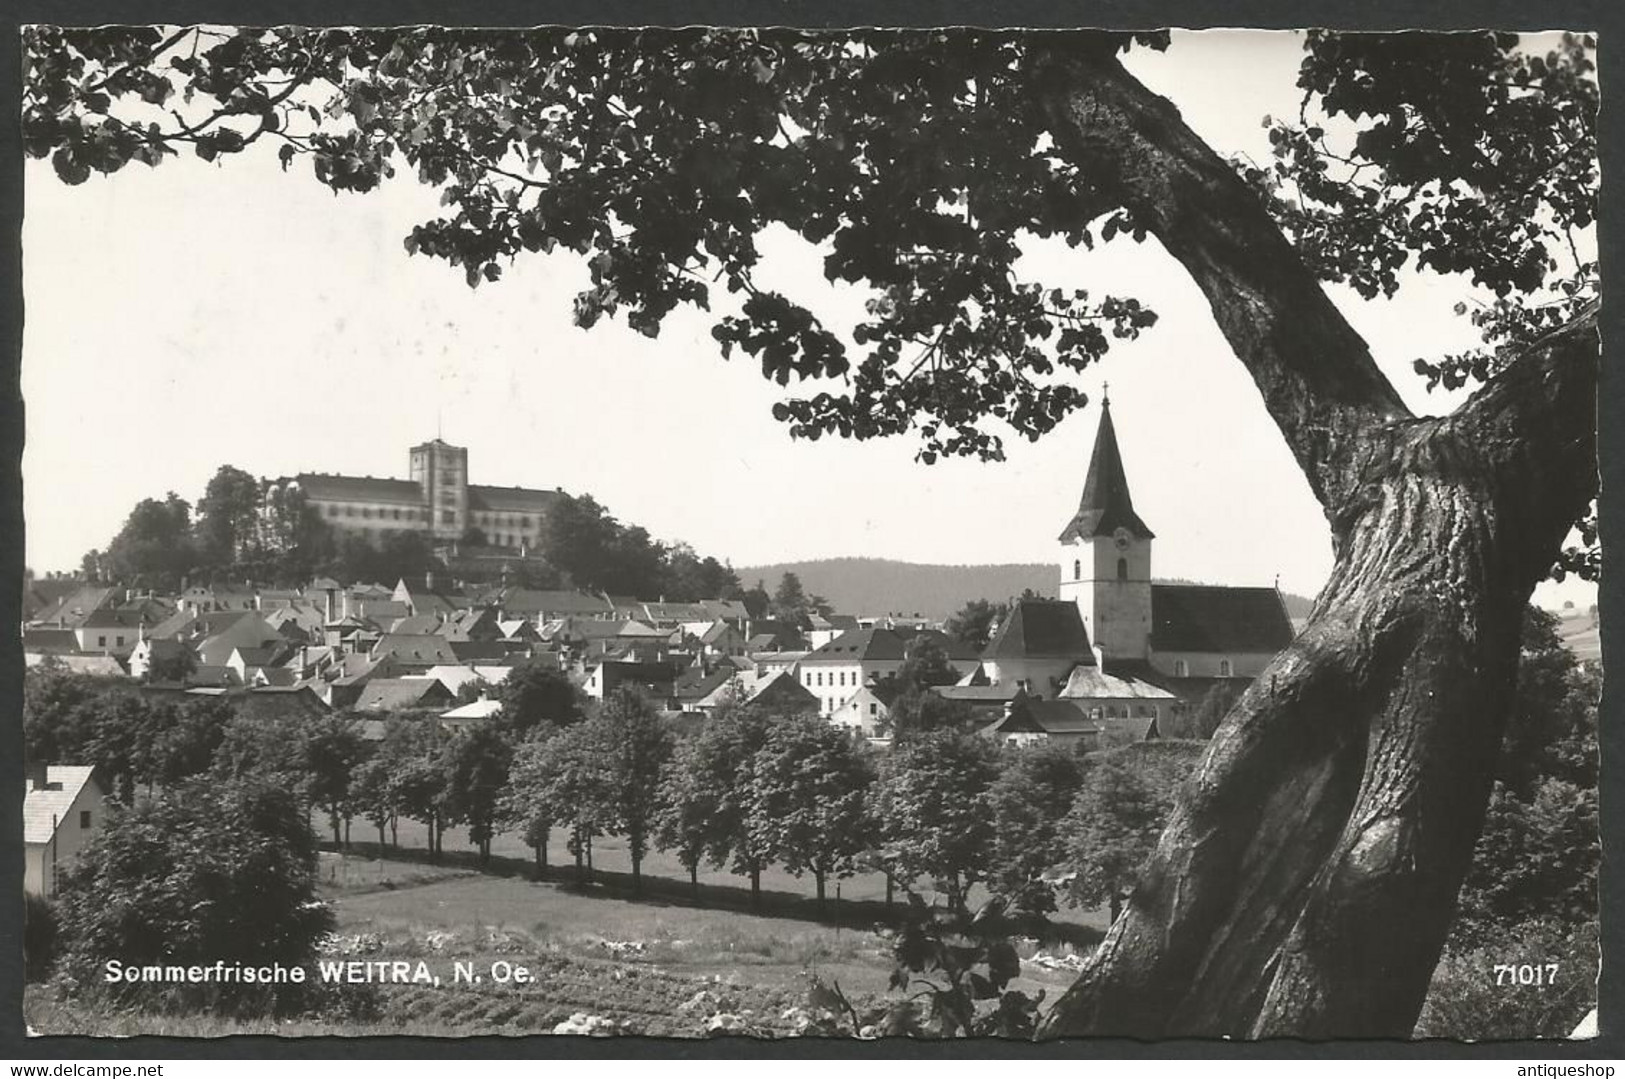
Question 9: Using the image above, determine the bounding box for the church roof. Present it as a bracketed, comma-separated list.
[1058, 399, 1155, 543]
[982, 600, 1096, 663]
[1150, 584, 1294, 654]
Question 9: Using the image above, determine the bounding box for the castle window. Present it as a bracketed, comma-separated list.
[1219, 659, 1233, 677]
[1073, 559, 1081, 580]
[80, 810, 91, 830]
[1117, 557, 1128, 581]
[327, 505, 339, 518]
[441, 510, 455, 525]
[1174, 660, 1188, 677]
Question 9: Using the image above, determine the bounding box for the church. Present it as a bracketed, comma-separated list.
[1056, 395, 1295, 692]
[970, 395, 1294, 743]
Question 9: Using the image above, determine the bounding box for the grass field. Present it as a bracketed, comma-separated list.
[28, 841, 1107, 1038]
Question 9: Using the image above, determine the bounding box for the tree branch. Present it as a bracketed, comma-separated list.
[1028, 44, 1412, 530]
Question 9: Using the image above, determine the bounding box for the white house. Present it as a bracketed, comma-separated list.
[23, 765, 107, 896]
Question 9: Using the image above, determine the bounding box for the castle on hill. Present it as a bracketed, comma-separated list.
[276, 438, 562, 554]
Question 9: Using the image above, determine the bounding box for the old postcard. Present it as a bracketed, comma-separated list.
[16, 24, 1602, 1045]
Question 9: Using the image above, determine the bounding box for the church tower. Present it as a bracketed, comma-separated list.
[1057, 396, 1155, 661]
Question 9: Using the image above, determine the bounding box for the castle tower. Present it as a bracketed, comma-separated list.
[1057, 396, 1155, 662]
[410, 438, 469, 541]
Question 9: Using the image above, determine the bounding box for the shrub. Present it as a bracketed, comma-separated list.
[1415, 918, 1598, 1039]
[54, 776, 333, 1017]
[24, 892, 57, 983]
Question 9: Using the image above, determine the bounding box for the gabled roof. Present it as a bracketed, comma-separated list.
[804, 627, 910, 663]
[31, 586, 117, 628]
[372, 634, 460, 665]
[1006, 696, 1098, 735]
[441, 698, 503, 720]
[983, 600, 1094, 662]
[1150, 584, 1294, 654]
[22, 628, 81, 653]
[675, 665, 737, 702]
[449, 640, 511, 663]
[1058, 664, 1178, 701]
[294, 473, 424, 505]
[699, 621, 736, 645]
[1058, 398, 1155, 543]
[746, 669, 820, 710]
[467, 485, 564, 513]
[24, 767, 103, 844]
[390, 614, 445, 636]
[354, 677, 454, 711]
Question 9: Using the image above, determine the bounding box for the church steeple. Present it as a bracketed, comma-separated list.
[1058, 395, 1155, 544]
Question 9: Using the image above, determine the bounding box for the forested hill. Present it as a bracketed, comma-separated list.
[735, 557, 1316, 622]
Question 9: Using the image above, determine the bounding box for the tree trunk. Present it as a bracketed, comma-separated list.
[1029, 46, 1599, 1039]
[690, 862, 699, 901]
[1108, 892, 1122, 925]
[389, 816, 397, 848]
[343, 816, 351, 849]
[378, 821, 386, 848]
[534, 843, 543, 878]
[885, 872, 894, 909]
[815, 869, 826, 917]
[330, 813, 341, 847]
[750, 863, 762, 911]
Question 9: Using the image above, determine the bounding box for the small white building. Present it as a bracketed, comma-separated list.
[23, 765, 107, 896]
[829, 685, 893, 737]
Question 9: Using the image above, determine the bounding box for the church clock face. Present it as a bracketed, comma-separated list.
[1113, 528, 1132, 551]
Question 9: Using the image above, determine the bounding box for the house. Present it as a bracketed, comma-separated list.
[746, 669, 821, 714]
[585, 660, 678, 704]
[981, 695, 1104, 750]
[439, 697, 503, 733]
[1056, 664, 1179, 732]
[806, 614, 861, 650]
[798, 627, 978, 717]
[226, 643, 294, 685]
[976, 599, 1096, 697]
[193, 612, 284, 667]
[74, 605, 147, 657]
[829, 684, 897, 737]
[24, 765, 108, 896]
[446, 607, 505, 642]
[674, 665, 749, 715]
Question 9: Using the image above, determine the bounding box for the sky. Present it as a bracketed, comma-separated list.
[21, 29, 1596, 609]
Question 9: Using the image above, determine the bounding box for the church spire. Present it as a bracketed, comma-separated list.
[1058, 395, 1156, 543]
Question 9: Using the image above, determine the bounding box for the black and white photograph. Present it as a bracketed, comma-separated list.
[13, 19, 1606, 1047]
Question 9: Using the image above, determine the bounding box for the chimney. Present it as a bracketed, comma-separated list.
[25, 760, 48, 792]
[425, 569, 436, 592]
[1092, 643, 1105, 669]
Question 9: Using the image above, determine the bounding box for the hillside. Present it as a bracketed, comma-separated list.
[735, 557, 1317, 622]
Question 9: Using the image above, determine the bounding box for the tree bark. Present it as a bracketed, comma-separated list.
[1031, 46, 1600, 1038]
[750, 863, 762, 911]
[815, 869, 827, 916]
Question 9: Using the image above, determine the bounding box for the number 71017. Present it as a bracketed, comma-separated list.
[1494, 963, 1559, 986]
